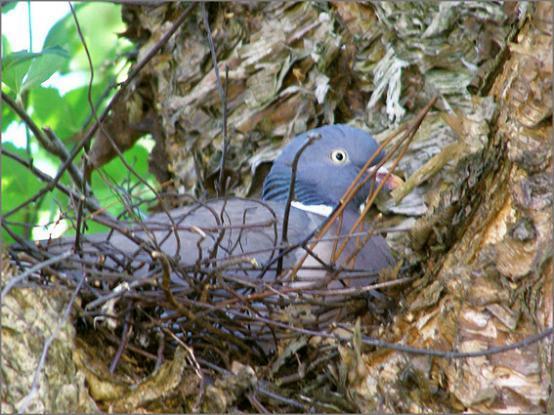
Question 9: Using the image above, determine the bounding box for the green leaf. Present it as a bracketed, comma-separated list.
[43, 2, 129, 74]
[2, 141, 74, 242]
[2, 50, 41, 68]
[28, 86, 78, 139]
[92, 141, 155, 218]
[1, 143, 43, 243]
[2, 1, 135, 241]
[1, 50, 38, 94]
[2, 47, 68, 94]
[2, 34, 11, 58]
[0, 37, 15, 132]
[42, 2, 86, 62]
[62, 79, 113, 131]
[1, 1, 18, 13]
[21, 46, 69, 92]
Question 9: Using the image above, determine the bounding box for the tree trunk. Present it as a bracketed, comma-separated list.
[3, 1, 551, 413]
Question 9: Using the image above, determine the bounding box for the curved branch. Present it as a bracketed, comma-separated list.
[1, 91, 87, 191]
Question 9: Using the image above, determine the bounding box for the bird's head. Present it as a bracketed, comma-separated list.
[262, 124, 402, 214]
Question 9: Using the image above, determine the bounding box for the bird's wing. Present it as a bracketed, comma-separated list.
[36, 199, 393, 290]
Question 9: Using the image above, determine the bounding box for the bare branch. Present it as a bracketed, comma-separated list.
[201, 3, 230, 196]
[1, 252, 72, 302]
[277, 132, 320, 276]
[1, 92, 88, 192]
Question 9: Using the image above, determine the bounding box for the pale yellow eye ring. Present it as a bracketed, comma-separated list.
[330, 149, 348, 164]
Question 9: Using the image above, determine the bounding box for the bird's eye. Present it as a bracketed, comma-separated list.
[330, 149, 348, 164]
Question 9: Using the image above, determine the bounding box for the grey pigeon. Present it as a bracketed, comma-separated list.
[39, 124, 401, 338]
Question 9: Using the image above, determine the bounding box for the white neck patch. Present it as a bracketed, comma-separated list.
[291, 201, 333, 217]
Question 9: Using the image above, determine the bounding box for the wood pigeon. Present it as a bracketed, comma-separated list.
[38, 124, 402, 332]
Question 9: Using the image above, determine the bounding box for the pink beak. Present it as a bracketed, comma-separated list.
[368, 166, 404, 191]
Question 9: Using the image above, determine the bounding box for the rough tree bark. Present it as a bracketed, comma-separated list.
[2, 1, 551, 413]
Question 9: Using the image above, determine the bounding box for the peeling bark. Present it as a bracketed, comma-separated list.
[3, 1, 551, 413]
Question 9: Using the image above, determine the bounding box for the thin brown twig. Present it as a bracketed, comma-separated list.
[103, 330, 158, 361]
[275, 350, 338, 386]
[1, 252, 72, 302]
[41, 4, 201, 281]
[154, 332, 165, 371]
[0, 148, 105, 216]
[161, 327, 203, 381]
[109, 304, 132, 374]
[69, 2, 94, 251]
[277, 132, 320, 276]
[154, 250, 258, 357]
[334, 96, 437, 260]
[3, 3, 196, 223]
[265, 142, 395, 280]
[1, 92, 89, 193]
[247, 392, 271, 414]
[68, 3, 176, 262]
[187, 296, 554, 359]
[255, 381, 307, 411]
[286, 97, 436, 279]
[336, 136, 416, 267]
[201, 3, 229, 196]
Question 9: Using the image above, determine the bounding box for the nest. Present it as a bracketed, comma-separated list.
[13, 202, 394, 348]
[5, 101, 434, 412]
[9, 212, 401, 412]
